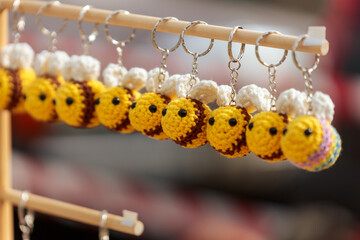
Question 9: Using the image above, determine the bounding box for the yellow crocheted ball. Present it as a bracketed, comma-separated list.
[207, 105, 251, 158]
[281, 116, 341, 171]
[161, 97, 211, 148]
[95, 86, 139, 133]
[246, 111, 289, 161]
[0, 68, 36, 113]
[55, 79, 104, 128]
[129, 92, 171, 140]
[24, 75, 64, 122]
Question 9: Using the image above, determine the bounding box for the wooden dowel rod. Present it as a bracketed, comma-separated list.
[0, 7, 14, 240]
[0, 0, 329, 55]
[1, 189, 144, 236]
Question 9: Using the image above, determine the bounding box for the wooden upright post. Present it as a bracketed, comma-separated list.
[0, 8, 13, 240]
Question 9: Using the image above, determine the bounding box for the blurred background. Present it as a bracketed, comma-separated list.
[6, 0, 360, 239]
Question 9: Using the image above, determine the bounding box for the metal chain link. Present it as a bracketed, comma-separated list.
[12, 12, 25, 43]
[187, 53, 199, 96]
[268, 65, 277, 111]
[116, 46, 124, 67]
[228, 60, 241, 105]
[157, 49, 169, 91]
[303, 69, 313, 114]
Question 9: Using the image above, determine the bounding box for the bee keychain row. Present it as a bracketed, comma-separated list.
[0, 1, 342, 172]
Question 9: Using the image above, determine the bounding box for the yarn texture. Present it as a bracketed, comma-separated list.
[281, 116, 341, 171]
[24, 75, 63, 122]
[96, 86, 139, 133]
[246, 111, 289, 161]
[161, 97, 211, 148]
[207, 105, 251, 158]
[55, 79, 104, 128]
[0, 68, 36, 112]
[129, 92, 171, 140]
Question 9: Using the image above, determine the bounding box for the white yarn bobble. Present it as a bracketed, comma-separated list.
[188, 80, 218, 104]
[122, 67, 148, 91]
[62, 55, 100, 82]
[175, 74, 200, 98]
[276, 88, 307, 116]
[0, 43, 34, 70]
[34, 50, 70, 77]
[102, 63, 127, 88]
[312, 91, 335, 123]
[236, 84, 272, 113]
[216, 85, 232, 107]
[160, 74, 181, 98]
[146, 67, 169, 92]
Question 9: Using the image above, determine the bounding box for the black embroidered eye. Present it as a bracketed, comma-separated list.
[229, 118, 237, 126]
[39, 93, 46, 101]
[66, 97, 73, 106]
[149, 105, 157, 113]
[95, 98, 100, 105]
[209, 117, 215, 125]
[304, 128, 312, 136]
[269, 127, 277, 135]
[52, 99, 56, 105]
[283, 128, 287, 135]
[162, 109, 167, 116]
[178, 109, 187, 117]
[112, 97, 120, 105]
[248, 122, 254, 130]
[131, 102, 136, 109]
[23, 95, 26, 100]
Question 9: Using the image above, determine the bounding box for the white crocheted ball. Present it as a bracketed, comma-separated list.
[236, 84, 271, 112]
[34, 50, 69, 77]
[146, 67, 169, 92]
[102, 64, 127, 88]
[1, 43, 34, 70]
[62, 55, 100, 82]
[160, 74, 181, 98]
[188, 80, 218, 104]
[276, 88, 307, 116]
[175, 74, 200, 98]
[312, 91, 335, 122]
[122, 67, 147, 90]
[216, 85, 232, 107]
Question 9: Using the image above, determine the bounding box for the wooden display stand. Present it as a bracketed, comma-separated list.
[0, 1, 328, 239]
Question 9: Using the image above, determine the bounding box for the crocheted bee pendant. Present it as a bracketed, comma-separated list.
[281, 116, 341, 172]
[55, 55, 104, 128]
[0, 43, 36, 113]
[246, 111, 289, 161]
[24, 51, 69, 122]
[96, 66, 147, 133]
[129, 92, 171, 139]
[96, 86, 140, 133]
[207, 105, 251, 158]
[161, 97, 211, 148]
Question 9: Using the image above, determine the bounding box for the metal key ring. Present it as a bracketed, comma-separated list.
[152, 17, 182, 53]
[18, 191, 35, 237]
[255, 31, 288, 67]
[292, 34, 320, 73]
[104, 10, 136, 48]
[78, 5, 99, 46]
[181, 20, 214, 57]
[36, 1, 67, 37]
[99, 210, 109, 240]
[12, 0, 25, 33]
[228, 26, 246, 63]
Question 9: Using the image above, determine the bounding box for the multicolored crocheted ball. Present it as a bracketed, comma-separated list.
[129, 92, 171, 140]
[24, 75, 63, 122]
[281, 115, 341, 172]
[161, 97, 211, 148]
[0, 68, 36, 113]
[246, 111, 289, 161]
[207, 106, 251, 158]
[55, 79, 104, 128]
[95, 86, 140, 133]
